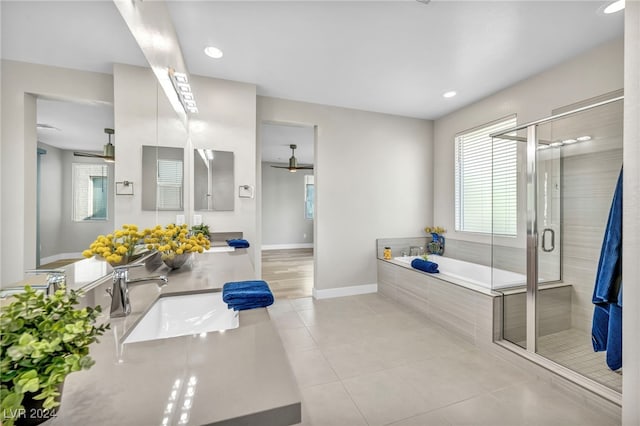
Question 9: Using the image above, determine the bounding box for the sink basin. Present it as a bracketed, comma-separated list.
[123, 291, 239, 344]
[205, 246, 235, 253]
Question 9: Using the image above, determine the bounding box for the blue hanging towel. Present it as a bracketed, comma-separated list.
[591, 168, 623, 370]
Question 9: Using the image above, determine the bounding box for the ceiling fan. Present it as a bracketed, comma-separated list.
[73, 128, 115, 163]
[271, 144, 313, 172]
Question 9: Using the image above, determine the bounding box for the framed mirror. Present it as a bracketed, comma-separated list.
[142, 145, 185, 211]
[194, 149, 234, 211]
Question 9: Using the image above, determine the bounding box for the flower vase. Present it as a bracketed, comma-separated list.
[162, 253, 191, 269]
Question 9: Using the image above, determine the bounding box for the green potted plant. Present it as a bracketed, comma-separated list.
[0, 286, 109, 426]
[190, 223, 211, 240]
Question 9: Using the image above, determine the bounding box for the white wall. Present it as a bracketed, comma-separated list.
[622, 1, 640, 423]
[113, 64, 186, 230]
[0, 60, 113, 284]
[257, 97, 433, 293]
[188, 73, 257, 266]
[113, 64, 258, 268]
[433, 38, 624, 247]
[262, 161, 313, 247]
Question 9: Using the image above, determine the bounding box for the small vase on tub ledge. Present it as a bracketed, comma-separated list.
[144, 224, 211, 270]
[0, 286, 109, 426]
[424, 226, 446, 255]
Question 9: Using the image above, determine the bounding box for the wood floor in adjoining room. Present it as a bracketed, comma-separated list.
[262, 248, 313, 299]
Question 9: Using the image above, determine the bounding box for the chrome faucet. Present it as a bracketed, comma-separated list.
[1, 269, 66, 299]
[106, 264, 168, 318]
[26, 269, 66, 295]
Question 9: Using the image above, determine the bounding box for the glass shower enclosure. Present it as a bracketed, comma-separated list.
[491, 94, 624, 395]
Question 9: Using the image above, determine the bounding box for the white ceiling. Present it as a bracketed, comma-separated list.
[1, 1, 624, 123]
[262, 123, 314, 164]
[36, 98, 114, 151]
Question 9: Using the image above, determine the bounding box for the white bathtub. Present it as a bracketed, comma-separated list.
[393, 255, 526, 290]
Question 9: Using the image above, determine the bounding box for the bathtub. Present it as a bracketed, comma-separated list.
[393, 255, 526, 290]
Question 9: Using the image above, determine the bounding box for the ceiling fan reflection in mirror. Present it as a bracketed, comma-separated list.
[271, 144, 313, 172]
[73, 128, 115, 163]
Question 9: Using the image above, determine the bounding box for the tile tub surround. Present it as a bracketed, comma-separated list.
[45, 251, 301, 426]
[377, 259, 572, 347]
[267, 294, 621, 426]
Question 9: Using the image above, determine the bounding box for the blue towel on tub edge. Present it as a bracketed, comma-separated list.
[227, 239, 250, 248]
[411, 258, 439, 274]
[222, 280, 274, 310]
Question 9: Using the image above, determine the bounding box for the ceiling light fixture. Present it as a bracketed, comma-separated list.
[576, 135, 592, 141]
[604, 0, 625, 14]
[562, 139, 577, 144]
[443, 91, 457, 98]
[168, 67, 198, 115]
[73, 128, 115, 162]
[204, 46, 224, 59]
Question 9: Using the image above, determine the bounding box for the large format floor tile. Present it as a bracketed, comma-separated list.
[282, 293, 621, 426]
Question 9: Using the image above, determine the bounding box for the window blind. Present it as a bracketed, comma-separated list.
[455, 115, 517, 236]
[157, 159, 183, 210]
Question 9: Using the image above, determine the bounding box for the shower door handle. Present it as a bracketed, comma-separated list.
[541, 228, 555, 252]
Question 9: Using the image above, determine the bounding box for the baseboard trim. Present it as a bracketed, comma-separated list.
[262, 243, 314, 250]
[40, 252, 83, 265]
[313, 283, 378, 300]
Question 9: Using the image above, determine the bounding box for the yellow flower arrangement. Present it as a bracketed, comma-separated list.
[82, 224, 144, 265]
[144, 224, 211, 261]
[424, 226, 446, 234]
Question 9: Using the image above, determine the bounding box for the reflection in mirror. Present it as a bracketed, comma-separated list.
[73, 163, 109, 221]
[141, 145, 185, 211]
[194, 149, 234, 211]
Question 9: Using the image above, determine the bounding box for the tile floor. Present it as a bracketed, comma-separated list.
[268, 293, 621, 426]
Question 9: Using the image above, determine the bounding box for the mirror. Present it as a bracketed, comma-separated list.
[194, 149, 235, 211]
[141, 145, 185, 211]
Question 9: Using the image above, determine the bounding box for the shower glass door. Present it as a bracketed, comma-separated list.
[493, 95, 624, 393]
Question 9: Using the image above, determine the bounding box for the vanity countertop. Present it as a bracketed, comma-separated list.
[48, 251, 301, 426]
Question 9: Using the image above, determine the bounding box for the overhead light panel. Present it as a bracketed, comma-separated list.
[443, 91, 457, 98]
[604, 0, 625, 14]
[168, 67, 198, 115]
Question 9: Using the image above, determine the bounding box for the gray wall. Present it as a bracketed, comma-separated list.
[257, 97, 434, 295]
[262, 161, 313, 246]
[38, 143, 115, 260]
[37, 143, 63, 259]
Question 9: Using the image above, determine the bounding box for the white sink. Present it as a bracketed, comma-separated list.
[205, 246, 235, 253]
[124, 292, 239, 344]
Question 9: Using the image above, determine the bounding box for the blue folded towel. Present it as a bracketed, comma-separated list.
[227, 239, 250, 248]
[222, 280, 274, 310]
[411, 258, 439, 273]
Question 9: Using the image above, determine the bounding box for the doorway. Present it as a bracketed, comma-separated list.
[260, 122, 315, 298]
[35, 97, 115, 269]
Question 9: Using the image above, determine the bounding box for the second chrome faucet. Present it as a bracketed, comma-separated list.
[106, 264, 168, 318]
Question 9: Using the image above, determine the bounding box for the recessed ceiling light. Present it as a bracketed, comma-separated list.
[576, 135, 592, 141]
[443, 91, 457, 98]
[204, 46, 224, 59]
[604, 0, 625, 14]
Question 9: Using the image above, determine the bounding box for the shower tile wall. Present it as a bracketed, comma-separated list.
[562, 148, 623, 332]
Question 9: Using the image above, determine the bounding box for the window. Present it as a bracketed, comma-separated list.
[73, 163, 108, 221]
[157, 159, 183, 210]
[304, 175, 314, 220]
[455, 115, 517, 236]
